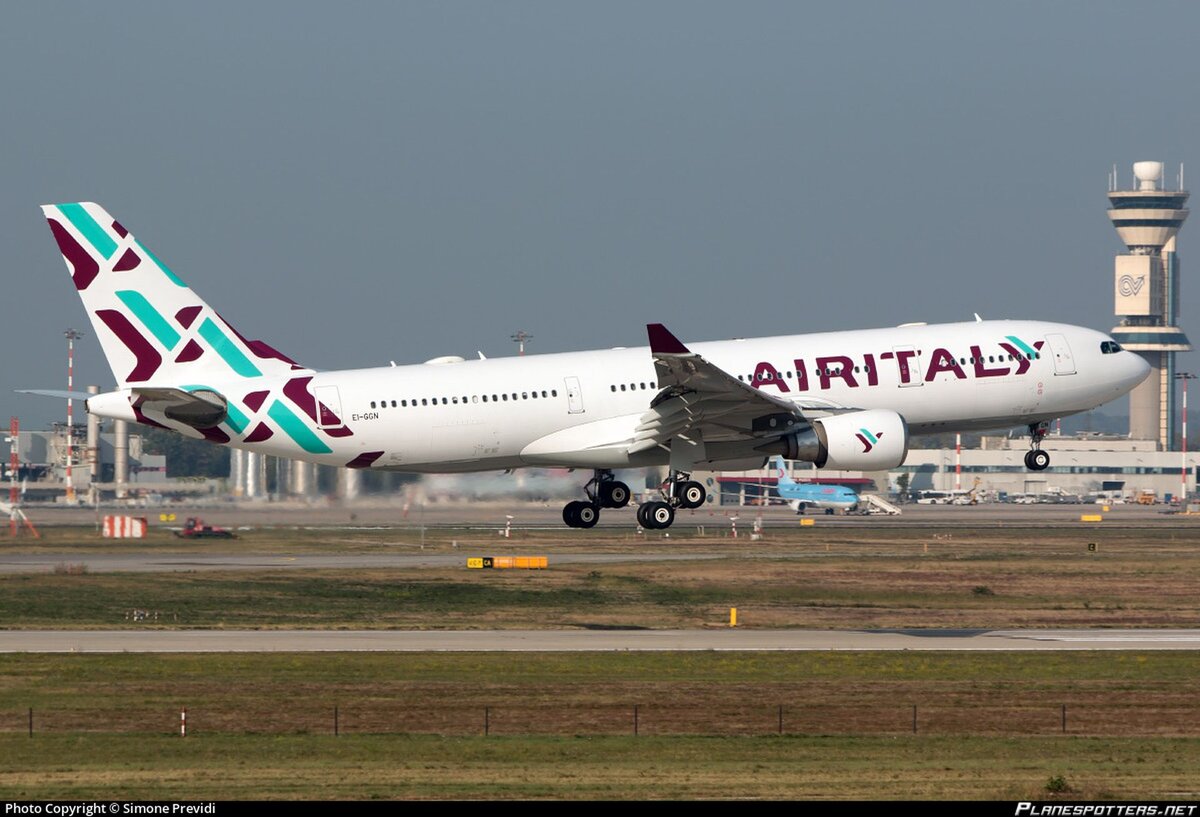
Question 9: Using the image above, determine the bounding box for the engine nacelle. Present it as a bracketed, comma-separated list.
[762, 409, 909, 470]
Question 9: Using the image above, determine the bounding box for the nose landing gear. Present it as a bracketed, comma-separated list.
[1024, 421, 1051, 471]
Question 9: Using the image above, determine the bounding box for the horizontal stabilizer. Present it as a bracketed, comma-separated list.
[16, 389, 93, 400]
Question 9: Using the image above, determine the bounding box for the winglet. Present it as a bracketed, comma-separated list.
[647, 323, 690, 355]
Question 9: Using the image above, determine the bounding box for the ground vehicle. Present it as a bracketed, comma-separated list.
[175, 517, 236, 539]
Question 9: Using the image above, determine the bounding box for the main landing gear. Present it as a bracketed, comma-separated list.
[562, 470, 631, 529]
[560, 469, 708, 531]
[636, 471, 707, 530]
[1024, 421, 1051, 471]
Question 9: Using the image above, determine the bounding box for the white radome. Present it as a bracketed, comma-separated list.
[1133, 161, 1163, 190]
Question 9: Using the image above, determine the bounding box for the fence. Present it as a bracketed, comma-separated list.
[6, 703, 1199, 737]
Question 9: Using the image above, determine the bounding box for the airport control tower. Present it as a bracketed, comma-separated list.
[1109, 160, 1190, 450]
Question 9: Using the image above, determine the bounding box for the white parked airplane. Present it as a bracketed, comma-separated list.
[30, 203, 1150, 529]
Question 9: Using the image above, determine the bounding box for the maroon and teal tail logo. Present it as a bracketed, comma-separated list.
[856, 428, 883, 453]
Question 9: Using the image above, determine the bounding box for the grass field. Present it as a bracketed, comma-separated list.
[2, 524, 1199, 629]
[0, 652, 1198, 799]
[4, 734, 1199, 800]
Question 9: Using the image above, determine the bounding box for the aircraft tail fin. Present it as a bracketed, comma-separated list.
[41, 202, 307, 388]
[769, 455, 794, 487]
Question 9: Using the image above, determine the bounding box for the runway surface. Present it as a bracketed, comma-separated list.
[3, 628, 1198, 653]
[0, 552, 727, 573]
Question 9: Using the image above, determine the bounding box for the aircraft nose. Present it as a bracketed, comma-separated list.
[1125, 352, 1151, 388]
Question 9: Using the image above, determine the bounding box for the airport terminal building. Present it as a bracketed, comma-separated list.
[893, 435, 1196, 502]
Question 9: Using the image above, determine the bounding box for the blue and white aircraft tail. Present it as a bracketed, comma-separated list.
[769, 456, 860, 515]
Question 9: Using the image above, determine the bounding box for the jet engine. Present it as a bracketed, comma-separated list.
[760, 408, 909, 470]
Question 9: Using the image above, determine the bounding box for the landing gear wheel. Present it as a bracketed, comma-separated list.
[678, 481, 706, 509]
[576, 502, 599, 528]
[636, 503, 650, 528]
[563, 501, 583, 528]
[643, 501, 675, 530]
[599, 481, 631, 508]
[1025, 449, 1050, 471]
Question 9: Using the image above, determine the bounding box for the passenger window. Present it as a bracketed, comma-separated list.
[370, 401, 376, 409]
[552, 389, 557, 397]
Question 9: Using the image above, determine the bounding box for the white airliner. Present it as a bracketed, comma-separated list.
[30, 203, 1150, 529]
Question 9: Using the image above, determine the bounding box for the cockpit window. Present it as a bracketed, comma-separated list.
[1100, 341, 1123, 354]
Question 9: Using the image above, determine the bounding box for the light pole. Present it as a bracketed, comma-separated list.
[64, 329, 85, 504]
[511, 330, 533, 356]
[1176, 372, 1196, 503]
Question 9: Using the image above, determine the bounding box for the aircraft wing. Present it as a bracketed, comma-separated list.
[627, 324, 823, 455]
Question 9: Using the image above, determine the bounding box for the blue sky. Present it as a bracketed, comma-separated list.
[3, 2, 1197, 427]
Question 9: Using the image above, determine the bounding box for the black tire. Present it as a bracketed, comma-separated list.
[600, 481, 631, 508]
[647, 501, 675, 529]
[1026, 449, 1050, 471]
[562, 501, 582, 528]
[636, 503, 651, 529]
[825, 508, 835, 515]
[576, 503, 599, 528]
[679, 481, 706, 509]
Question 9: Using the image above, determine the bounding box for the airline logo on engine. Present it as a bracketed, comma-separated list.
[856, 428, 882, 453]
[748, 337, 1046, 393]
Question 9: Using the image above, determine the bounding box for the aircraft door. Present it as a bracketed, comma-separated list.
[892, 346, 923, 387]
[314, 385, 343, 429]
[564, 377, 585, 414]
[1045, 333, 1076, 375]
